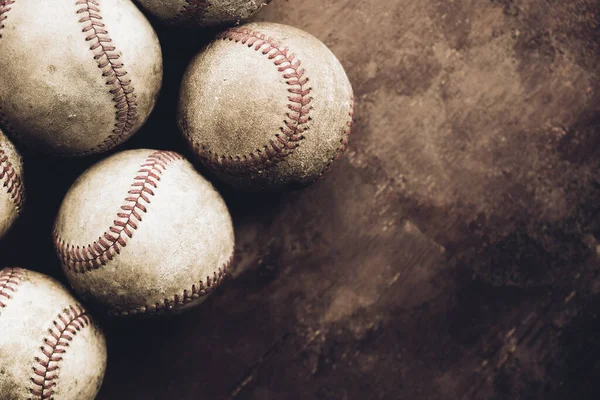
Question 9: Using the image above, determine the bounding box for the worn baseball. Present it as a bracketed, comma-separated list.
[135, 0, 271, 28]
[53, 149, 235, 316]
[178, 22, 354, 190]
[0, 0, 163, 155]
[0, 129, 24, 241]
[0, 267, 107, 399]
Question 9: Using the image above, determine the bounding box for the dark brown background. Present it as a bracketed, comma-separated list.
[2, 0, 600, 398]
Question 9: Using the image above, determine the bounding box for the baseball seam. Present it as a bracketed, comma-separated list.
[75, 0, 138, 155]
[0, 267, 24, 309]
[111, 253, 234, 316]
[0, 0, 14, 38]
[53, 150, 232, 316]
[30, 305, 91, 400]
[191, 27, 313, 175]
[53, 151, 184, 273]
[0, 143, 25, 213]
[318, 95, 354, 178]
[169, 0, 209, 25]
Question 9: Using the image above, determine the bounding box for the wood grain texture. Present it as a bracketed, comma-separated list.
[1, 0, 599, 398]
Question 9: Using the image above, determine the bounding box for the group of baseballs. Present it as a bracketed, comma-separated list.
[0, 0, 354, 398]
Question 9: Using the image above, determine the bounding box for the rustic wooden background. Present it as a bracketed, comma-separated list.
[2, 0, 600, 398]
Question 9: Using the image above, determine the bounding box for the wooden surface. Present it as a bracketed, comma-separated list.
[2, 0, 600, 398]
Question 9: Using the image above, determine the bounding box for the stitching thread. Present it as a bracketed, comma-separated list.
[110, 253, 234, 316]
[168, 0, 209, 25]
[53, 151, 184, 273]
[318, 95, 354, 178]
[0, 267, 24, 309]
[190, 27, 313, 175]
[0, 1, 138, 154]
[75, 0, 138, 155]
[0, 143, 24, 213]
[0, 0, 15, 39]
[29, 305, 91, 400]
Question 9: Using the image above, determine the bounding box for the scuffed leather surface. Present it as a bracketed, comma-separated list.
[201, 0, 270, 27]
[178, 22, 354, 190]
[0, 0, 163, 155]
[135, 0, 270, 27]
[0, 130, 23, 240]
[0, 268, 106, 400]
[134, 0, 189, 21]
[54, 149, 235, 316]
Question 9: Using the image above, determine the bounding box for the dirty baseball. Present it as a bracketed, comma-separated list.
[53, 149, 235, 316]
[0, 0, 163, 155]
[0, 267, 107, 400]
[178, 22, 354, 190]
[0, 129, 24, 241]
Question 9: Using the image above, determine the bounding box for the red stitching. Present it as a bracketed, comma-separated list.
[0, 1, 138, 154]
[318, 95, 354, 178]
[0, 142, 24, 213]
[53, 151, 184, 273]
[75, 0, 138, 155]
[0, 0, 15, 38]
[0, 267, 24, 309]
[189, 27, 313, 175]
[110, 253, 234, 316]
[29, 305, 91, 400]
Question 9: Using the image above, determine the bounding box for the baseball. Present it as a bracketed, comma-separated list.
[0, 0, 163, 155]
[0, 267, 107, 399]
[135, 0, 271, 28]
[0, 129, 24, 241]
[53, 149, 235, 316]
[178, 22, 354, 190]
